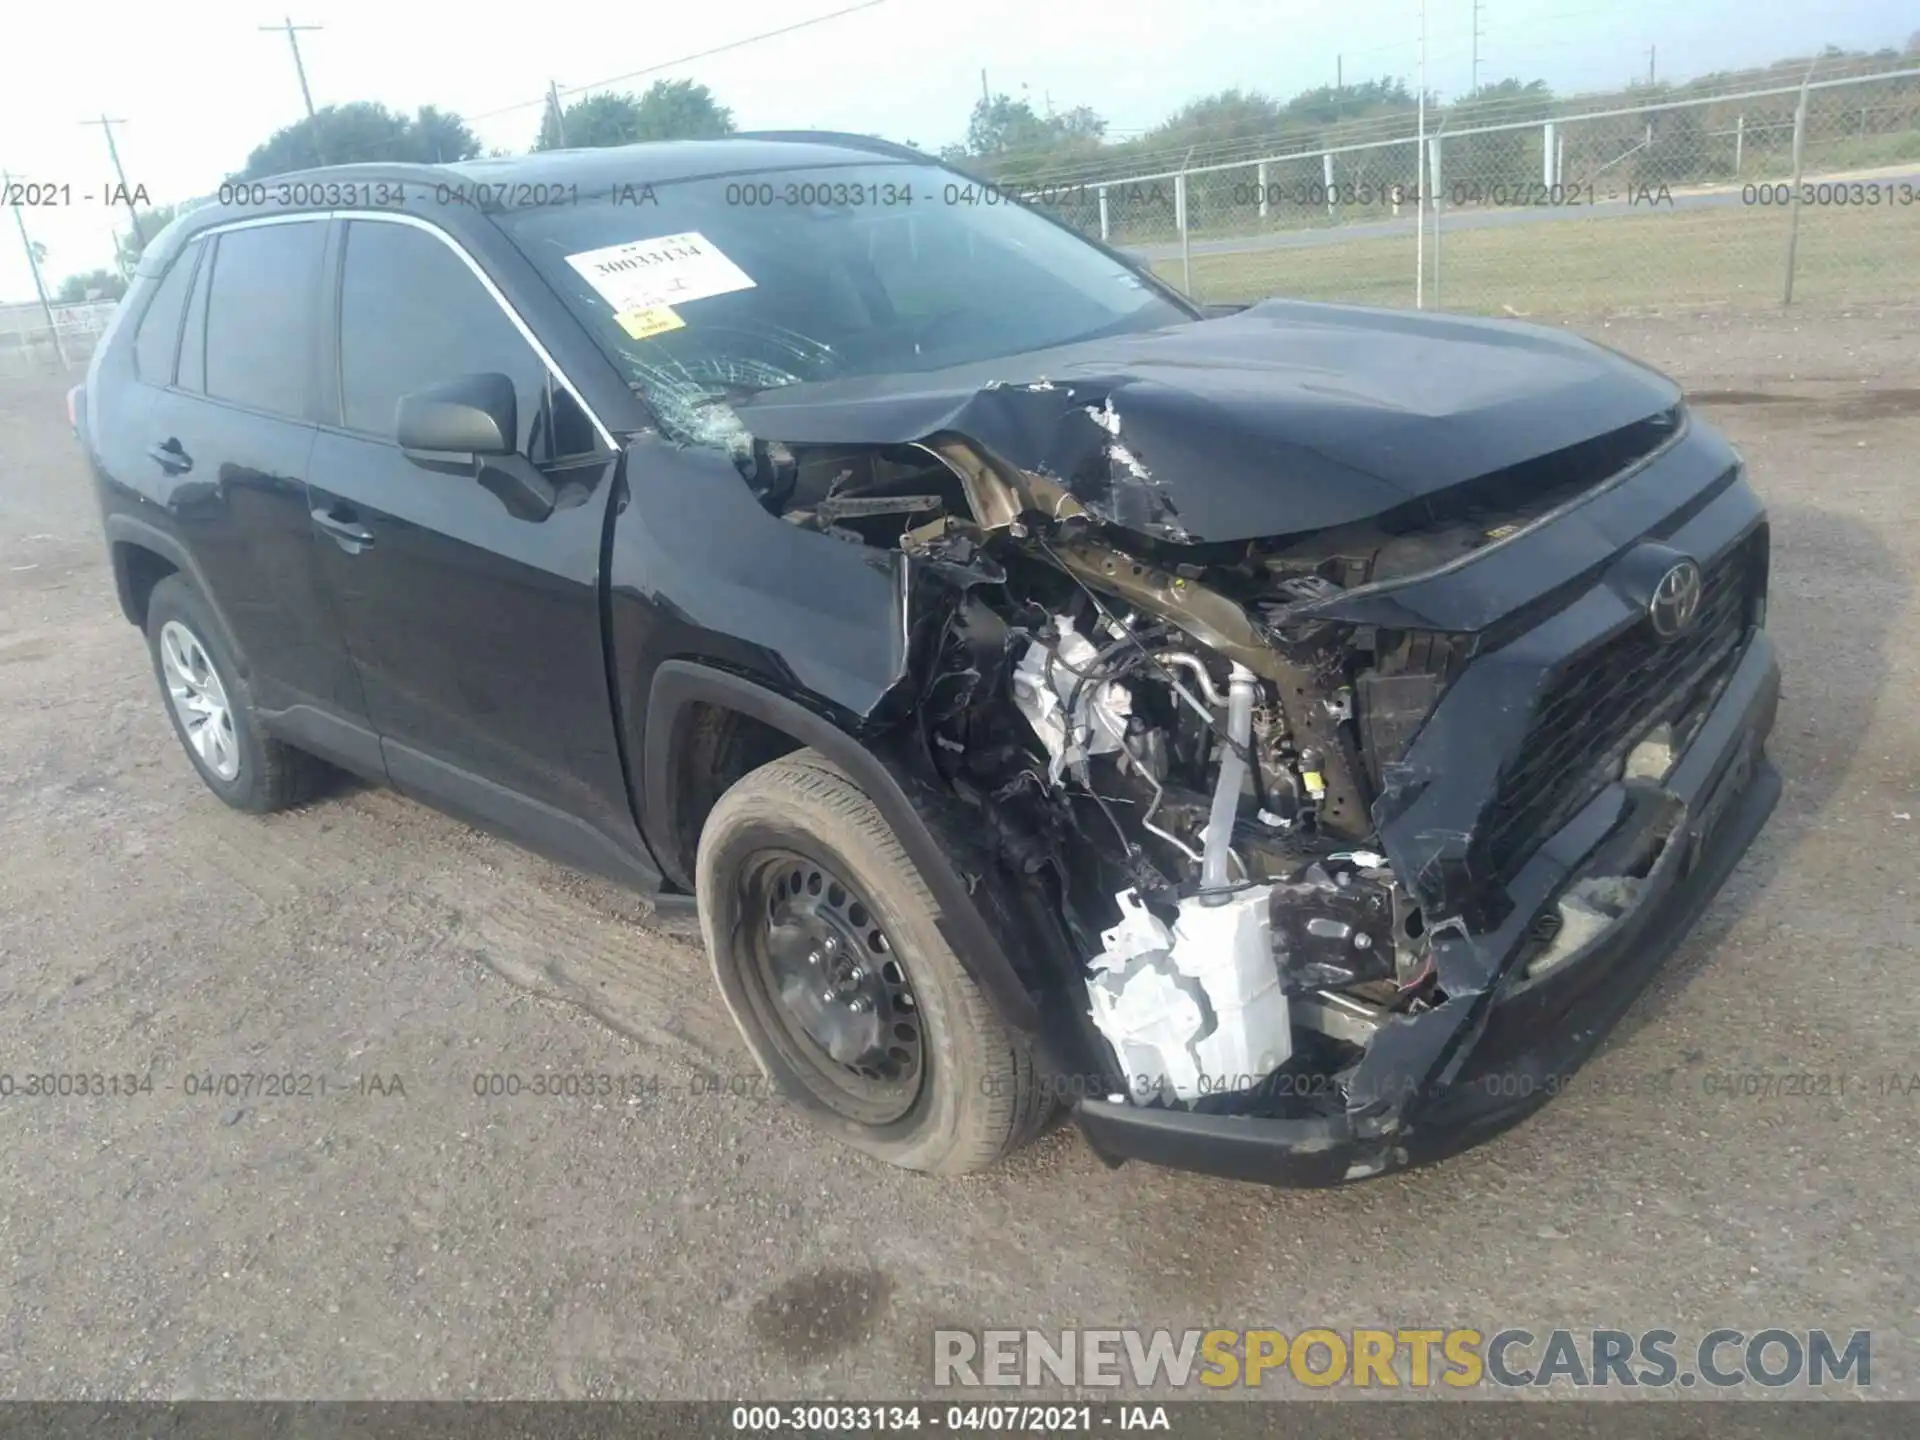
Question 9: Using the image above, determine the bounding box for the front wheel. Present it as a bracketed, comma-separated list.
[696, 750, 1050, 1174]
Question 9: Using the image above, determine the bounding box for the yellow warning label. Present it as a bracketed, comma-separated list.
[615, 305, 685, 339]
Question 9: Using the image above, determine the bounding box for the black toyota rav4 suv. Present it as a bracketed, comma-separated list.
[78, 134, 1780, 1185]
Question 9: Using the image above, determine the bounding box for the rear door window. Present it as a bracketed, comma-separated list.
[336, 219, 586, 460]
[203, 220, 325, 419]
[132, 243, 200, 385]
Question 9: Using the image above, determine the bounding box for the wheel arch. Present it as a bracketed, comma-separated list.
[642, 660, 1042, 1034]
[104, 516, 248, 675]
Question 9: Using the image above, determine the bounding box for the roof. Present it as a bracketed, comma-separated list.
[273, 132, 924, 193]
[451, 131, 927, 187]
[140, 132, 933, 274]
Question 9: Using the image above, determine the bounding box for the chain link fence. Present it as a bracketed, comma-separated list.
[5, 66, 1914, 376]
[0, 300, 116, 379]
[1029, 66, 1920, 317]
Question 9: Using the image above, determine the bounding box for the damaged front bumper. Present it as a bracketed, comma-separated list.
[1074, 628, 1781, 1186]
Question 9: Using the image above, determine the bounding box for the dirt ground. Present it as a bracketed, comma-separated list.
[0, 304, 1916, 1402]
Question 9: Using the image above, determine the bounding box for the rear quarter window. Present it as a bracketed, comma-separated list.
[177, 238, 213, 393]
[131, 245, 200, 385]
[203, 220, 326, 419]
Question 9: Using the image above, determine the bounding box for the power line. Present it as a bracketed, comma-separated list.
[261, 0, 892, 170]
[212, 0, 890, 174]
[468, 0, 888, 123]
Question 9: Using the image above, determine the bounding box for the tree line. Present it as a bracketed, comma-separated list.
[951, 41, 1920, 185]
[58, 79, 736, 298]
[52, 35, 1920, 301]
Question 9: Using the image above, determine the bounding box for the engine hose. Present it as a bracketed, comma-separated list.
[1200, 662, 1257, 902]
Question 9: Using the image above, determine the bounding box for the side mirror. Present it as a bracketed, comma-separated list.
[396, 372, 517, 454]
[396, 372, 555, 522]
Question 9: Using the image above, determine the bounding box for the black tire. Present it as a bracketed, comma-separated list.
[697, 749, 1049, 1174]
[144, 574, 329, 813]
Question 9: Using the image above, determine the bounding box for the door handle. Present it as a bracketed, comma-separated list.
[311, 505, 375, 552]
[147, 438, 193, 474]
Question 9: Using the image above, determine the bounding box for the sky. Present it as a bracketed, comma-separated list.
[1, 0, 1913, 302]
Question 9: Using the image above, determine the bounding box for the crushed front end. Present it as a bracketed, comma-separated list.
[715, 308, 1781, 1185]
[1062, 415, 1783, 1182]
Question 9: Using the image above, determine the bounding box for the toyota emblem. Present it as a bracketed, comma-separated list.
[1649, 559, 1703, 638]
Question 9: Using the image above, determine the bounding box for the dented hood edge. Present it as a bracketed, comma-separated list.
[730, 299, 1681, 545]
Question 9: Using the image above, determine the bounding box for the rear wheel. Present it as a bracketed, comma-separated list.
[144, 575, 328, 813]
[697, 750, 1049, 1173]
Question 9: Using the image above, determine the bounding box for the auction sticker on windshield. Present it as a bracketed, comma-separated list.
[565, 231, 756, 314]
[614, 305, 685, 340]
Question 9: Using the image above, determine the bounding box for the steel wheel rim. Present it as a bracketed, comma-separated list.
[159, 620, 240, 782]
[741, 848, 925, 1123]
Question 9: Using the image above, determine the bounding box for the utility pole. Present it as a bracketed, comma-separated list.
[1647, 45, 1656, 85]
[80, 114, 144, 256]
[260, 16, 326, 163]
[1470, 0, 1485, 95]
[4, 172, 69, 369]
[980, 69, 990, 108]
[547, 80, 569, 147]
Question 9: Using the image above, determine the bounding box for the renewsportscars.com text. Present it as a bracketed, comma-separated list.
[933, 1327, 1871, 1390]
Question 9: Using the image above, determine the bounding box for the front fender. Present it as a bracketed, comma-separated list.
[641, 660, 1043, 1035]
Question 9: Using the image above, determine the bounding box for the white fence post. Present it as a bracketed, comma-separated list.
[1006, 65, 1920, 314]
[1429, 133, 1444, 308]
[1175, 170, 1192, 295]
[1783, 78, 1810, 305]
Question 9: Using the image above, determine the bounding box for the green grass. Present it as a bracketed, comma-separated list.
[1795, 128, 1920, 174]
[1154, 202, 1920, 315]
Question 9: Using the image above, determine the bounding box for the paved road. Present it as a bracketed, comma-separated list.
[1125, 168, 1920, 262]
[1, 306, 1917, 1400]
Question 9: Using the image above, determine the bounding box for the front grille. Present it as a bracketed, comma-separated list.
[1480, 529, 1763, 877]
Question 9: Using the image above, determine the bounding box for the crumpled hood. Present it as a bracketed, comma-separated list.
[730, 298, 1682, 543]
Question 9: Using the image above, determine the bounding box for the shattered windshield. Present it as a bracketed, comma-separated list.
[493, 162, 1191, 449]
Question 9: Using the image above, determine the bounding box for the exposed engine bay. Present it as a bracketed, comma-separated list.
[725, 418, 1522, 1117]
[630, 283, 1779, 1160]
[990, 596, 1430, 1108]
